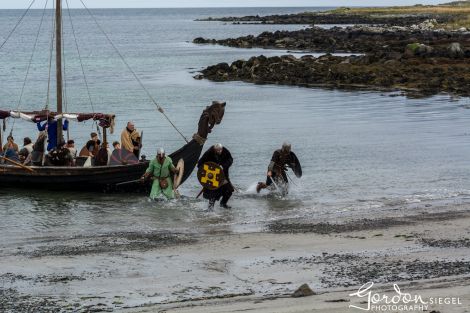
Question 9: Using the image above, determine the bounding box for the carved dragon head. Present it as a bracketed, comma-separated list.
[196, 101, 226, 141]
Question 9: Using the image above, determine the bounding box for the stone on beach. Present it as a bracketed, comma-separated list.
[292, 283, 316, 297]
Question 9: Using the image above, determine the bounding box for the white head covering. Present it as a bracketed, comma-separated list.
[282, 141, 291, 152]
[157, 148, 165, 156]
[214, 143, 223, 150]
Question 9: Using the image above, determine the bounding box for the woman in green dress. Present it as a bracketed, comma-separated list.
[141, 148, 178, 200]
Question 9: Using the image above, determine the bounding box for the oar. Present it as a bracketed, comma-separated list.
[116, 179, 142, 186]
[269, 174, 281, 193]
[1, 156, 35, 172]
[196, 188, 204, 199]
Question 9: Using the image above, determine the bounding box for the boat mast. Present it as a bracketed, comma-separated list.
[55, 0, 63, 146]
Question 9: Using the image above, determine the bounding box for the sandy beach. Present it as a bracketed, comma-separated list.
[1, 204, 469, 312]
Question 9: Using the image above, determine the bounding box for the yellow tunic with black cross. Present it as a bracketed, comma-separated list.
[145, 156, 176, 200]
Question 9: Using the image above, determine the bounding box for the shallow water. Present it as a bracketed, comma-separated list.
[1, 7, 470, 243]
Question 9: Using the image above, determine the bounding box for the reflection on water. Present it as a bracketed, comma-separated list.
[1, 8, 470, 244]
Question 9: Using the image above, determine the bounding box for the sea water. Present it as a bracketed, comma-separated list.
[1, 7, 470, 243]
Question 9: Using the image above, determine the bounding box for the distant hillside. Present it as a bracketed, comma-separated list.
[440, 0, 470, 6]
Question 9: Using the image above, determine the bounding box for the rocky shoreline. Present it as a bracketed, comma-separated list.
[195, 49, 470, 97]
[193, 22, 470, 53]
[196, 12, 457, 26]
[191, 1, 470, 97]
[193, 19, 470, 97]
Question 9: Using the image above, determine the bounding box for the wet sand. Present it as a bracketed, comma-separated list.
[1, 207, 469, 312]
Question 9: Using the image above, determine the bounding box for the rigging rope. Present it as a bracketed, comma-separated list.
[0, 0, 37, 52]
[79, 0, 189, 144]
[65, 0, 95, 114]
[65, 0, 102, 140]
[10, 0, 50, 135]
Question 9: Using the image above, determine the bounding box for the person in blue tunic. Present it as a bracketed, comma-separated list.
[36, 116, 69, 151]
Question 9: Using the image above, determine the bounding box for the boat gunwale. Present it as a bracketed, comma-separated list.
[0, 161, 149, 175]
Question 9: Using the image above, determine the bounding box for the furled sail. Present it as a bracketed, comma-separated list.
[0, 110, 115, 132]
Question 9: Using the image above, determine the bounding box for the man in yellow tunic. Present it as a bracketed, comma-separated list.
[121, 121, 141, 158]
[141, 148, 178, 200]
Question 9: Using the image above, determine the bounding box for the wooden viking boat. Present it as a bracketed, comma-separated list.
[0, 1, 225, 192]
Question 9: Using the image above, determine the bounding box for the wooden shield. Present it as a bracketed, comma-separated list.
[173, 158, 185, 190]
[197, 162, 225, 190]
[291, 152, 302, 178]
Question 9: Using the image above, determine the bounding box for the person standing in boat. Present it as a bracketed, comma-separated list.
[198, 143, 234, 209]
[36, 116, 69, 151]
[256, 142, 302, 194]
[141, 148, 178, 200]
[121, 122, 141, 158]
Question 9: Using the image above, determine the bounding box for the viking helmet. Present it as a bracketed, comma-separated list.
[214, 143, 223, 150]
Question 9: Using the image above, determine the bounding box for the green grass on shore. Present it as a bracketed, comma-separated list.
[325, 3, 470, 30]
[327, 4, 470, 15]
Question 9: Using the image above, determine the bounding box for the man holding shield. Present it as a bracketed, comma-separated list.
[197, 143, 234, 209]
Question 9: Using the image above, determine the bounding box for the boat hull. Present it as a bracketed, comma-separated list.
[0, 162, 149, 191]
[0, 139, 205, 192]
[0, 101, 226, 193]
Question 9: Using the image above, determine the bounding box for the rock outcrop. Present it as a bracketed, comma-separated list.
[196, 13, 455, 26]
[194, 25, 470, 54]
[197, 52, 470, 97]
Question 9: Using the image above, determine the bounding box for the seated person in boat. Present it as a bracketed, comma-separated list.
[197, 143, 234, 209]
[36, 116, 69, 151]
[47, 141, 73, 166]
[94, 142, 110, 166]
[121, 122, 141, 158]
[66, 140, 77, 158]
[79, 132, 100, 157]
[1, 136, 20, 164]
[18, 137, 33, 163]
[141, 148, 179, 200]
[24, 132, 47, 166]
[2, 135, 19, 154]
[112, 141, 121, 150]
[256, 142, 302, 194]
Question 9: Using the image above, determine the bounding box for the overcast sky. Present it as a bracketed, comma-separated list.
[0, 0, 445, 9]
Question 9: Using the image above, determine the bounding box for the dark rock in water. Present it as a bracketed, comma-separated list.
[193, 26, 470, 55]
[196, 51, 470, 97]
[195, 12, 456, 27]
[292, 283, 316, 297]
[193, 21, 470, 97]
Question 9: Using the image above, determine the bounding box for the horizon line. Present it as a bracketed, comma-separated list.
[0, 5, 371, 10]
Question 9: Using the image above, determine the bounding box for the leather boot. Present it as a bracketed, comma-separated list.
[256, 182, 267, 193]
[208, 199, 216, 210]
